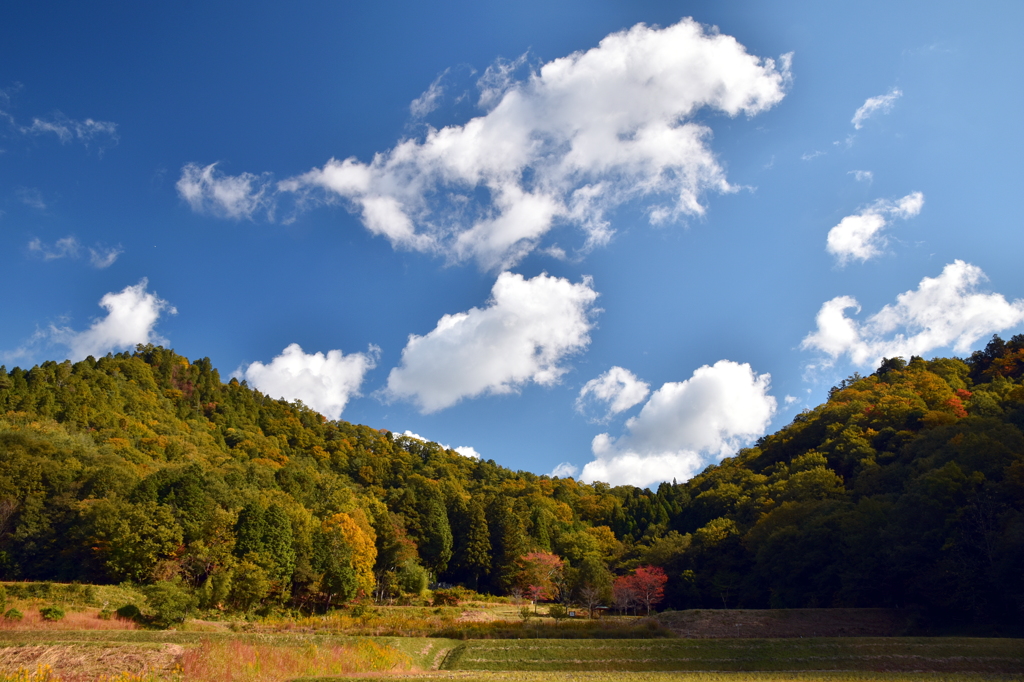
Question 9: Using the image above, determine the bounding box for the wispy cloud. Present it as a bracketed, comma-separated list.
[27, 235, 122, 268]
[16, 187, 47, 211]
[180, 18, 791, 269]
[826, 191, 924, 265]
[851, 87, 902, 130]
[409, 70, 448, 118]
[176, 162, 274, 220]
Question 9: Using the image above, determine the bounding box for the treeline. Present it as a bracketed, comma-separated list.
[0, 339, 1022, 629]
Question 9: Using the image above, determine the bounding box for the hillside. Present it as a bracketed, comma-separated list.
[0, 338, 1022, 630]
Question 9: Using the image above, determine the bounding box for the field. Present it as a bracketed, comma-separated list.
[0, 592, 1021, 681]
[439, 638, 1024, 674]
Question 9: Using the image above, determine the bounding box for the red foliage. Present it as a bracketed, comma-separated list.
[614, 565, 667, 615]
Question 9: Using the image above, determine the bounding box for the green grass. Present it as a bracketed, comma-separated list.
[438, 637, 1024, 674]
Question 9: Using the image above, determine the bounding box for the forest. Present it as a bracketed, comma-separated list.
[0, 337, 1021, 631]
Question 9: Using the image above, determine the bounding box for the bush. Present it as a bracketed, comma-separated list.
[4, 608, 23, 621]
[97, 609, 114, 620]
[116, 604, 141, 620]
[432, 589, 459, 607]
[142, 581, 197, 628]
[0, 584, 6, 612]
[40, 606, 65, 621]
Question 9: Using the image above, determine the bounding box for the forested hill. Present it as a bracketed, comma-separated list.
[0, 339, 1022, 629]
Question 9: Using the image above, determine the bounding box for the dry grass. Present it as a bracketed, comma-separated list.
[0, 609, 136, 632]
[177, 638, 411, 681]
[0, 638, 412, 682]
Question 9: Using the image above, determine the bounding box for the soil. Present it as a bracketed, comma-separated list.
[656, 608, 911, 638]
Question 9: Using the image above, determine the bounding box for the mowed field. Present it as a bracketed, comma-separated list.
[438, 638, 1024, 675]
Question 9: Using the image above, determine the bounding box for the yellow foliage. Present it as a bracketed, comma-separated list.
[323, 511, 377, 596]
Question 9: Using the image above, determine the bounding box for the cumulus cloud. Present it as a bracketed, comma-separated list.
[176, 162, 274, 220]
[580, 360, 777, 488]
[386, 271, 599, 412]
[576, 366, 650, 421]
[802, 260, 1024, 368]
[826, 191, 924, 265]
[852, 87, 902, 130]
[50, 279, 176, 360]
[400, 430, 481, 459]
[550, 462, 580, 478]
[241, 343, 378, 420]
[28, 236, 122, 268]
[850, 170, 873, 183]
[183, 19, 790, 269]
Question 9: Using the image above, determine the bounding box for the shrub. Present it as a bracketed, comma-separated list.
[549, 604, 568, 623]
[4, 608, 23, 621]
[97, 609, 114, 620]
[84, 585, 99, 605]
[143, 581, 197, 628]
[432, 589, 459, 607]
[40, 606, 65, 621]
[116, 604, 141, 620]
[0, 584, 6, 612]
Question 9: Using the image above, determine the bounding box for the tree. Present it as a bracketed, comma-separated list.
[515, 551, 564, 610]
[451, 497, 491, 588]
[574, 555, 613, 617]
[143, 580, 198, 628]
[630, 565, 668, 614]
[613, 574, 639, 614]
[321, 511, 377, 599]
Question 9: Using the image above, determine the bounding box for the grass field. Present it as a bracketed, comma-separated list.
[0, 633, 1022, 680]
[438, 637, 1024, 674]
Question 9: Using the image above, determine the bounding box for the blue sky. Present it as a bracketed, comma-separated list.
[3, 1, 1023, 487]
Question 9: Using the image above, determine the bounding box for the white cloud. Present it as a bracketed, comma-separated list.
[184, 19, 790, 269]
[88, 245, 123, 269]
[22, 112, 119, 147]
[176, 162, 274, 220]
[576, 366, 650, 421]
[29, 236, 79, 260]
[826, 191, 924, 265]
[802, 260, 1024, 368]
[550, 462, 579, 478]
[50, 279, 176, 361]
[399, 430, 481, 459]
[784, 395, 799, 406]
[410, 71, 448, 118]
[850, 170, 873, 183]
[386, 271, 599, 412]
[851, 87, 902, 130]
[17, 187, 47, 210]
[28, 236, 122, 268]
[241, 343, 378, 420]
[580, 360, 776, 488]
